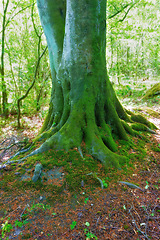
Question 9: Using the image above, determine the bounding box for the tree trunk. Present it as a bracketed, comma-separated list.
[31, 0, 156, 168]
[1, 0, 9, 117]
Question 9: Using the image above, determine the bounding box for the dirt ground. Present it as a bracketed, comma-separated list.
[0, 101, 160, 239]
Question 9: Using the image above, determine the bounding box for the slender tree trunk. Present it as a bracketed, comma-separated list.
[28, 0, 156, 168]
[110, 30, 114, 70]
[116, 44, 120, 84]
[1, 0, 9, 117]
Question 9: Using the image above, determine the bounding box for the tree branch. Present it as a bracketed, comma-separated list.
[17, 46, 48, 128]
[118, 2, 137, 22]
[108, 3, 130, 19]
[31, 2, 42, 38]
[5, 40, 18, 94]
[3, 2, 36, 31]
[108, 1, 139, 21]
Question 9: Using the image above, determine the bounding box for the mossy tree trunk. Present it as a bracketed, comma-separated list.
[33, 0, 156, 168]
[1, 0, 9, 117]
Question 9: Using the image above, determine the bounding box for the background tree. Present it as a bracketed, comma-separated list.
[0, 0, 51, 119]
[107, 0, 160, 80]
[23, 0, 156, 169]
[1, 0, 9, 117]
[16, 2, 48, 128]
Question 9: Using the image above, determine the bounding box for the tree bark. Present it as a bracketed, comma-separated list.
[1, 0, 9, 117]
[30, 0, 156, 168]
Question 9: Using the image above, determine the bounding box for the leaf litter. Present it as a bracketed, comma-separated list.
[0, 110, 160, 239]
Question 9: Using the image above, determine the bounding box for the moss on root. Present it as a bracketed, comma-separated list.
[142, 83, 160, 99]
[2, 130, 152, 200]
[130, 114, 157, 130]
[13, 97, 158, 171]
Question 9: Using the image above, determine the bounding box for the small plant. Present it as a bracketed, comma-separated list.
[21, 213, 29, 221]
[84, 198, 89, 204]
[15, 219, 28, 227]
[141, 205, 146, 211]
[86, 172, 107, 189]
[70, 221, 77, 230]
[27, 202, 50, 212]
[1, 218, 13, 239]
[102, 179, 108, 188]
[84, 228, 97, 239]
[145, 181, 149, 189]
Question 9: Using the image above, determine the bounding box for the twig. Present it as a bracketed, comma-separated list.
[87, 172, 104, 189]
[78, 146, 84, 158]
[96, 216, 100, 226]
[118, 181, 145, 192]
[20, 204, 30, 220]
[128, 205, 150, 240]
[0, 143, 16, 151]
[7, 143, 33, 161]
[0, 138, 10, 146]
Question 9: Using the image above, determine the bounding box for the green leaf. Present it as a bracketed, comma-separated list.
[15, 220, 23, 227]
[70, 221, 77, 230]
[123, 205, 126, 210]
[85, 221, 90, 227]
[102, 179, 108, 188]
[145, 185, 149, 189]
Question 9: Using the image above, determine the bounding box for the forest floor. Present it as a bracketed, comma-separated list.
[0, 79, 160, 240]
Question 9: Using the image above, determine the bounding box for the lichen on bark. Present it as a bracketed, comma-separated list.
[27, 0, 157, 168]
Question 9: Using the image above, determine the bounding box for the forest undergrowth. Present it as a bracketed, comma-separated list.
[0, 79, 160, 240]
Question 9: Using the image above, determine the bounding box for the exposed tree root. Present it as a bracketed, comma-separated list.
[8, 98, 158, 168]
[142, 83, 160, 99]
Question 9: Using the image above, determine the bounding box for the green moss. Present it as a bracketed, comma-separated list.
[142, 83, 160, 99]
[152, 145, 160, 152]
[140, 107, 160, 118]
[132, 123, 149, 131]
[121, 120, 134, 135]
[1, 130, 154, 206]
[131, 114, 156, 130]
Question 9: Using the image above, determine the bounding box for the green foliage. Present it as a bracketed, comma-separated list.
[84, 228, 97, 239]
[1, 0, 159, 119]
[102, 179, 108, 188]
[145, 181, 149, 189]
[1, 218, 13, 239]
[0, 0, 51, 117]
[52, 212, 56, 216]
[27, 202, 51, 212]
[70, 221, 77, 230]
[107, 0, 160, 79]
[84, 198, 89, 204]
[15, 219, 28, 227]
